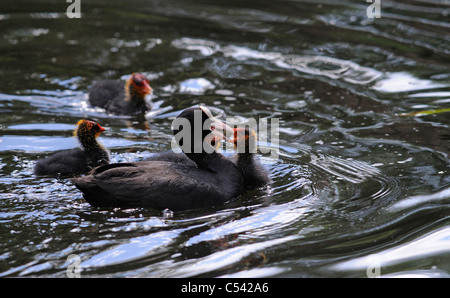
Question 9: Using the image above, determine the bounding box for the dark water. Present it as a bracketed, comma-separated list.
[1, 0, 449, 278]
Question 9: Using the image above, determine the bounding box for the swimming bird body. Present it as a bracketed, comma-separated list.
[88, 73, 152, 115]
[231, 128, 271, 189]
[34, 120, 109, 177]
[72, 107, 243, 211]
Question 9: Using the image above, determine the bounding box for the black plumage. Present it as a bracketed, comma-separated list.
[34, 120, 109, 177]
[230, 128, 271, 189]
[143, 151, 196, 167]
[88, 73, 152, 115]
[72, 107, 243, 211]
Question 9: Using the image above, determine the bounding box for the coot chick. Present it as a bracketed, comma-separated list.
[72, 106, 243, 211]
[35, 120, 109, 177]
[88, 73, 152, 115]
[231, 127, 271, 189]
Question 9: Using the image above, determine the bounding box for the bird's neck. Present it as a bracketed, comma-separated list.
[187, 151, 243, 196]
[184, 151, 218, 170]
[79, 135, 107, 157]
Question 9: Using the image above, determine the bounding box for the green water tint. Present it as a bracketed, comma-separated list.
[0, 0, 449, 278]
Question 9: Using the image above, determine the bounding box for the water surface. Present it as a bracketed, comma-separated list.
[0, 0, 449, 277]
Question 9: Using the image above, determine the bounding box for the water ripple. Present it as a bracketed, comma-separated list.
[172, 37, 383, 85]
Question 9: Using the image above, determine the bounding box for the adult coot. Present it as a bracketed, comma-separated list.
[35, 120, 109, 177]
[142, 125, 223, 167]
[231, 127, 271, 189]
[72, 106, 243, 211]
[88, 73, 152, 115]
[143, 150, 196, 167]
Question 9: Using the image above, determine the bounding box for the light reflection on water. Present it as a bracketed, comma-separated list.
[330, 226, 450, 278]
[0, 0, 449, 278]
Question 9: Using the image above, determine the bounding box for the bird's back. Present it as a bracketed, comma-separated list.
[88, 80, 124, 109]
[72, 159, 242, 211]
[143, 151, 196, 166]
[35, 148, 89, 177]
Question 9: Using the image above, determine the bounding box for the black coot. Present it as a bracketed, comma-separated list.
[143, 150, 196, 167]
[231, 127, 271, 189]
[35, 120, 109, 177]
[72, 106, 243, 211]
[142, 128, 223, 167]
[88, 73, 152, 115]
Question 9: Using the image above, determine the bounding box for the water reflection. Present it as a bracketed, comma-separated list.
[81, 229, 182, 269]
[356, 122, 450, 155]
[172, 37, 384, 85]
[389, 187, 450, 212]
[0, 0, 449, 278]
[374, 72, 446, 93]
[330, 226, 450, 277]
